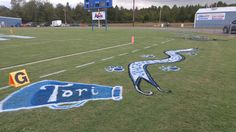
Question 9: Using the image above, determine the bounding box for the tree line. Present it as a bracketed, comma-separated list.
[0, 0, 235, 25]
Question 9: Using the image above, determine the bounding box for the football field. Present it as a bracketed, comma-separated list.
[0, 27, 236, 131]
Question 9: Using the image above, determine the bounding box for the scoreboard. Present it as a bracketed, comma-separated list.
[84, 0, 113, 9]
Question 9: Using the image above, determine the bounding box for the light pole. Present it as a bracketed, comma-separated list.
[159, 7, 162, 27]
[133, 0, 135, 27]
[131, 0, 135, 44]
[64, 8, 67, 25]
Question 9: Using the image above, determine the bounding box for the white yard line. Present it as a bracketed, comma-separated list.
[131, 49, 140, 53]
[153, 44, 158, 46]
[144, 46, 151, 49]
[118, 53, 128, 56]
[0, 42, 131, 71]
[0, 86, 10, 91]
[76, 62, 96, 68]
[0, 39, 83, 50]
[39, 70, 67, 78]
[161, 39, 174, 44]
[25, 39, 82, 46]
[0, 39, 175, 90]
[101, 56, 114, 61]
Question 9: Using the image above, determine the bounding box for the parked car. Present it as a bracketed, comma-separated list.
[223, 20, 236, 34]
[51, 20, 62, 27]
[70, 23, 80, 27]
[40, 22, 51, 27]
[22, 22, 37, 27]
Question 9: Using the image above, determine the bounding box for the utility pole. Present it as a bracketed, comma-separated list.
[133, 0, 135, 27]
[64, 8, 67, 25]
[159, 7, 162, 27]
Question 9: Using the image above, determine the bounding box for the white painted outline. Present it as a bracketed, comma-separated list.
[112, 86, 123, 101]
[76, 62, 95, 68]
[0, 42, 131, 71]
[39, 70, 67, 78]
[104, 66, 125, 73]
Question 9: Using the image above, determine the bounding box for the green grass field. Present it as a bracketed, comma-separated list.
[0, 27, 236, 131]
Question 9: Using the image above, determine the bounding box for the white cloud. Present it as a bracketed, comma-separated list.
[48, 0, 83, 7]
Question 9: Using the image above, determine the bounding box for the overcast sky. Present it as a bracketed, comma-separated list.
[0, 0, 235, 9]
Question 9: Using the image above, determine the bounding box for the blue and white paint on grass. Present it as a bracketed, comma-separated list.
[0, 80, 122, 112]
[0, 38, 9, 41]
[159, 66, 181, 72]
[105, 66, 125, 72]
[140, 54, 156, 58]
[0, 34, 35, 41]
[129, 48, 198, 96]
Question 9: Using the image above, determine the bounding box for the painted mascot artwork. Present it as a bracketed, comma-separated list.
[0, 80, 123, 112]
[128, 48, 198, 96]
[0, 47, 198, 112]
